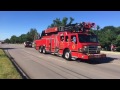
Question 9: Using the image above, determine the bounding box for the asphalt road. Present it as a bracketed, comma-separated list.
[0, 44, 120, 79]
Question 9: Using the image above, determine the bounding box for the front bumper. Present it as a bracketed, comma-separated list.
[88, 54, 106, 59]
[78, 53, 106, 60]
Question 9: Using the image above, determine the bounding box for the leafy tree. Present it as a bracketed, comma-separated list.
[19, 34, 27, 43]
[116, 35, 120, 46]
[48, 17, 74, 28]
[10, 35, 18, 44]
[61, 17, 68, 26]
[4, 38, 10, 43]
[68, 17, 74, 25]
[96, 25, 100, 30]
[26, 28, 38, 42]
[97, 26, 118, 50]
[7, 28, 39, 44]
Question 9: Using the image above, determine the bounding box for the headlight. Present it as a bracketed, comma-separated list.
[78, 46, 88, 53]
[97, 46, 101, 51]
[78, 48, 84, 52]
[83, 46, 88, 52]
[84, 46, 88, 48]
[97, 46, 101, 48]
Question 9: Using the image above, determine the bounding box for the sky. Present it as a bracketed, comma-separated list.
[0, 11, 120, 40]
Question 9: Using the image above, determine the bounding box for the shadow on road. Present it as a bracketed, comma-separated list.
[0, 47, 15, 50]
[76, 57, 117, 64]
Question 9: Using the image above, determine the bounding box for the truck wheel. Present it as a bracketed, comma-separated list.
[43, 47, 46, 54]
[64, 50, 71, 61]
[39, 47, 43, 53]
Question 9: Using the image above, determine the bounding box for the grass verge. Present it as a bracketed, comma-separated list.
[0, 49, 22, 79]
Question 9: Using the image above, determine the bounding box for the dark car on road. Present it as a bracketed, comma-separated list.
[24, 41, 32, 47]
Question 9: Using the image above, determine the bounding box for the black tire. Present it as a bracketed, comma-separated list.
[39, 46, 43, 53]
[43, 47, 46, 54]
[64, 49, 72, 61]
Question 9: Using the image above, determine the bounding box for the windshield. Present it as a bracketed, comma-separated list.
[78, 34, 98, 43]
[26, 41, 32, 44]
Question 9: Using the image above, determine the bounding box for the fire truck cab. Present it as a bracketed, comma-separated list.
[35, 22, 106, 60]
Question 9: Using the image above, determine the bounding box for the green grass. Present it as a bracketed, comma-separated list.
[0, 49, 22, 79]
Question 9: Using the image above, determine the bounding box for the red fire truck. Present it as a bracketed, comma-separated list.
[34, 22, 106, 60]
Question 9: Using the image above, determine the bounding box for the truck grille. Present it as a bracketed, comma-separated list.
[88, 46, 98, 54]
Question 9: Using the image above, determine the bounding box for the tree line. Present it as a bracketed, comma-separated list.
[4, 28, 39, 44]
[93, 26, 120, 51]
[4, 17, 120, 51]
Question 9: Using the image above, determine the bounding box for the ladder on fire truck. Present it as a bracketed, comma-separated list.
[40, 22, 95, 38]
